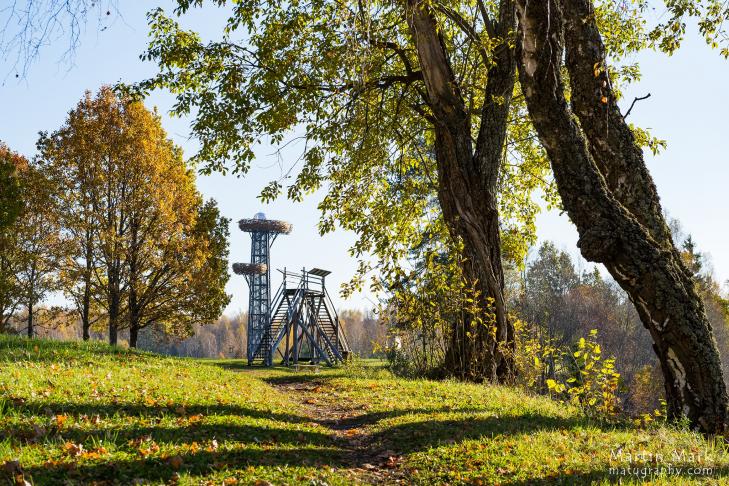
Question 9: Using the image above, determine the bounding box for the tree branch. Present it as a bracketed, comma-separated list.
[623, 93, 651, 119]
[476, 0, 496, 38]
[434, 4, 489, 64]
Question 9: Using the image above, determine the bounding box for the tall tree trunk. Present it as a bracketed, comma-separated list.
[27, 266, 36, 338]
[129, 321, 138, 348]
[82, 283, 91, 340]
[27, 301, 33, 338]
[82, 228, 93, 341]
[128, 280, 139, 348]
[108, 266, 120, 346]
[406, 0, 517, 382]
[108, 300, 118, 346]
[128, 220, 141, 348]
[515, 0, 728, 434]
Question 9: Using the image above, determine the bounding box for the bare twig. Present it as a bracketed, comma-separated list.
[0, 0, 120, 80]
[623, 93, 651, 119]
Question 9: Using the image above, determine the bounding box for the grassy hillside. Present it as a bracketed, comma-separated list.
[1, 336, 728, 485]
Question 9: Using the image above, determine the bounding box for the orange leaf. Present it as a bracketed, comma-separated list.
[64, 442, 84, 457]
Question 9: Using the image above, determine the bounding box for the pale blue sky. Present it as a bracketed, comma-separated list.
[1, 1, 727, 316]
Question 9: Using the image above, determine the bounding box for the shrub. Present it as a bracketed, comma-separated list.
[516, 324, 623, 420]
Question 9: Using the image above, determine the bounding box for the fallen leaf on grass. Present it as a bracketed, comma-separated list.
[167, 455, 184, 470]
[137, 441, 160, 457]
[14, 475, 31, 486]
[81, 446, 109, 459]
[384, 456, 401, 469]
[55, 414, 68, 428]
[64, 442, 84, 457]
[129, 435, 151, 447]
[169, 471, 181, 485]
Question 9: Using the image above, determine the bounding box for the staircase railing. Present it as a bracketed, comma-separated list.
[324, 286, 351, 354]
[269, 277, 308, 357]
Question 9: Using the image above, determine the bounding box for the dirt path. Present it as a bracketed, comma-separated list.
[272, 379, 406, 484]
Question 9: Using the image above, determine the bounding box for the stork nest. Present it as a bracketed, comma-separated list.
[238, 219, 292, 234]
[233, 262, 268, 275]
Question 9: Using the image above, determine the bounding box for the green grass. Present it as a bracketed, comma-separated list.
[1, 335, 728, 485]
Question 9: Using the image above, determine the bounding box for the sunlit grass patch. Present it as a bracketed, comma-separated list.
[2, 336, 729, 485]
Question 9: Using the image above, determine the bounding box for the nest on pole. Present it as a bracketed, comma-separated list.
[233, 262, 268, 275]
[238, 219, 292, 234]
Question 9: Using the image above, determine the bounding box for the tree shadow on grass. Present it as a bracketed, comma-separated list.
[4, 420, 336, 449]
[367, 412, 586, 455]
[9, 400, 310, 424]
[210, 360, 255, 371]
[211, 360, 349, 376]
[18, 446, 350, 486]
[261, 370, 350, 384]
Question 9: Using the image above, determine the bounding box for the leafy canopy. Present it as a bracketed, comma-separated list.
[133, 0, 673, 298]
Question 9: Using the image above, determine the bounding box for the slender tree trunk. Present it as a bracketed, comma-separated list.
[108, 303, 118, 346]
[82, 228, 93, 340]
[128, 220, 140, 348]
[108, 266, 119, 346]
[128, 283, 139, 348]
[406, 0, 517, 382]
[515, 0, 728, 434]
[129, 321, 138, 348]
[27, 265, 36, 338]
[27, 301, 33, 338]
[82, 284, 91, 340]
